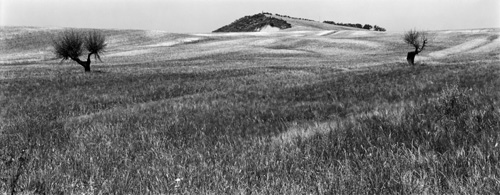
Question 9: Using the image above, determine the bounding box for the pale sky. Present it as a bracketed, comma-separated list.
[1, 0, 499, 33]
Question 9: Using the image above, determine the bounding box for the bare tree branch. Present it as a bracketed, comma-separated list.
[404, 29, 427, 54]
[404, 29, 429, 65]
[85, 30, 107, 62]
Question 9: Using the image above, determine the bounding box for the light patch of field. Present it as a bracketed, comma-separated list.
[106, 34, 132, 45]
[195, 38, 255, 50]
[332, 30, 381, 37]
[327, 39, 381, 48]
[0, 51, 52, 63]
[144, 30, 170, 38]
[194, 32, 278, 37]
[430, 38, 490, 57]
[0, 26, 59, 40]
[286, 31, 309, 37]
[349, 31, 376, 36]
[272, 121, 340, 145]
[316, 31, 335, 36]
[469, 36, 500, 54]
[259, 25, 281, 32]
[262, 48, 308, 54]
[249, 38, 278, 46]
[440, 29, 494, 34]
[272, 101, 411, 145]
[146, 37, 202, 47]
[107, 49, 152, 57]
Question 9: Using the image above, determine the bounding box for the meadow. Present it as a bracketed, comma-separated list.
[1, 26, 499, 194]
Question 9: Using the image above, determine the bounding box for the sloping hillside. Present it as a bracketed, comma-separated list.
[266, 14, 363, 31]
[213, 13, 291, 32]
[1, 26, 499, 67]
[214, 13, 363, 32]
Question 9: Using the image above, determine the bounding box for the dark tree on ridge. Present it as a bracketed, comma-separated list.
[404, 29, 428, 66]
[53, 30, 107, 72]
[363, 24, 373, 30]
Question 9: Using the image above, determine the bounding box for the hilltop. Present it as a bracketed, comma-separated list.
[213, 13, 292, 32]
[214, 13, 366, 32]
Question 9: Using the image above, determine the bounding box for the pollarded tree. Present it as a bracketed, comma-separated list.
[53, 30, 107, 72]
[404, 29, 428, 66]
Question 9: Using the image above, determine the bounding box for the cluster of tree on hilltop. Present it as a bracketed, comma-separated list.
[213, 13, 291, 32]
[323, 21, 386, 31]
[271, 13, 316, 22]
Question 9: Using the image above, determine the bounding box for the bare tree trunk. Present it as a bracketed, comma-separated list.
[406, 51, 417, 66]
[82, 63, 91, 72]
[72, 53, 93, 72]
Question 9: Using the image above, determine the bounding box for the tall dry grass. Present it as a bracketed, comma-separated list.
[1, 60, 499, 194]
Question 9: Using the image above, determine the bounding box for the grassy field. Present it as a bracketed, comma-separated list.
[1, 26, 499, 194]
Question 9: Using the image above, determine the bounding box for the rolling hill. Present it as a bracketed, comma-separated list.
[1, 26, 498, 68]
[266, 13, 364, 31]
[213, 13, 364, 32]
[1, 25, 499, 193]
[213, 13, 292, 32]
